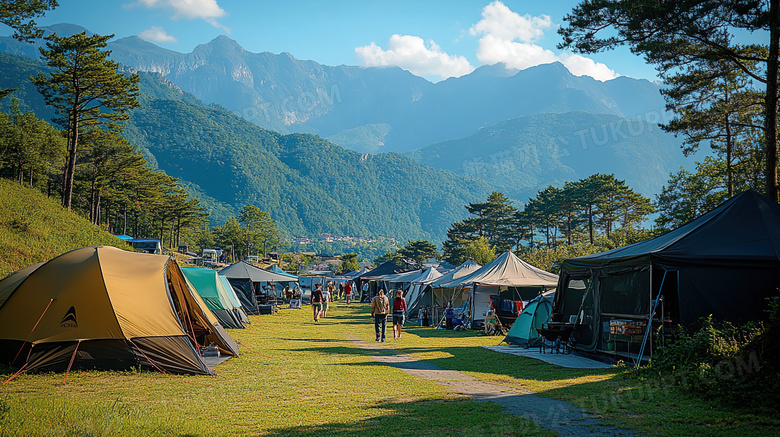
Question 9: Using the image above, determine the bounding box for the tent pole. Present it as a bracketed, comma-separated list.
[636, 271, 667, 368]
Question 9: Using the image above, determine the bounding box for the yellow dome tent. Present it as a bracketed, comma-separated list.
[0, 246, 239, 375]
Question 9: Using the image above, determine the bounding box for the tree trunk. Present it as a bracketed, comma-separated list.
[726, 118, 733, 198]
[89, 174, 98, 224]
[62, 112, 78, 210]
[766, 0, 780, 201]
[176, 216, 181, 246]
[95, 190, 101, 226]
[588, 204, 594, 244]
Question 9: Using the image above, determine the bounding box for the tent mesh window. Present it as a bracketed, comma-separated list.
[598, 269, 650, 351]
[558, 278, 589, 322]
[600, 270, 650, 316]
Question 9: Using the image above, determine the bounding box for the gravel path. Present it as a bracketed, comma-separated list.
[349, 336, 636, 437]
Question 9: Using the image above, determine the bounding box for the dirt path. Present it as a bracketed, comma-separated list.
[349, 336, 636, 437]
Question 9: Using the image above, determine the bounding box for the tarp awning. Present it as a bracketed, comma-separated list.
[220, 261, 299, 283]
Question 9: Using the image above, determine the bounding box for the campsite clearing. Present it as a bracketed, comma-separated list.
[1, 302, 777, 436]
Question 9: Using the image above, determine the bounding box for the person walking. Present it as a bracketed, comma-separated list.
[321, 283, 331, 318]
[311, 283, 324, 323]
[370, 289, 390, 342]
[392, 289, 407, 340]
[344, 281, 353, 305]
[327, 281, 336, 302]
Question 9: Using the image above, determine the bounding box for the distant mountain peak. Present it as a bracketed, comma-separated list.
[209, 35, 244, 50]
[115, 35, 171, 50]
[41, 23, 92, 37]
[470, 62, 520, 78]
[186, 35, 246, 59]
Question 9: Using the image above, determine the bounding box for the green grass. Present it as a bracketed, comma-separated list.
[378, 321, 780, 437]
[0, 178, 130, 278]
[0, 303, 549, 437]
[1, 302, 778, 436]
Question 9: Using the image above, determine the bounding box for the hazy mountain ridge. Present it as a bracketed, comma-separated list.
[100, 31, 670, 153]
[0, 25, 687, 240]
[0, 52, 489, 242]
[412, 111, 684, 201]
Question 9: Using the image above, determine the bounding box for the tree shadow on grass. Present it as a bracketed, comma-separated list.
[292, 339, 618, 383]
[264, 397, 551, 437]
[403, 326, 485, 339]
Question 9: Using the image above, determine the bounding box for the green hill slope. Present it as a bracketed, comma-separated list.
[0, 53, 490, 243]
[124, 89, 491, 241]
[0, 178, 129, 277]
[412, 111, 685, 201]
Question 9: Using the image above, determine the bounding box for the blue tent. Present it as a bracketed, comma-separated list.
[503, 293, 554, 347]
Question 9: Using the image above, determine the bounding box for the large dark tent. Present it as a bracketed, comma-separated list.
[356, 261, 407, 301]
[554, 189, 780, 357]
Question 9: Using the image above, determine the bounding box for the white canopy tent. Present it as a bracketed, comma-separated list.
[403, 267, 443, 316]
[379, 269, 423, 293]
[443, 251, 558, 329]
[420, 259, 482, 323]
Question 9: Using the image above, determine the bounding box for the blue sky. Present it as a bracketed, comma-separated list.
[3, 0, 662, 82]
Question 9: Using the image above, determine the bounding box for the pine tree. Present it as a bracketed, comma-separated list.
[32, 32, 139, 210]
[398, 240, 439, 268]
[558, 0, 780, 200]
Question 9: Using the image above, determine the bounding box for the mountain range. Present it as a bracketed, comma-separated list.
[0, 51, 491, 242]
[104, 33, 671, 152]
[0, 24, 687, 241]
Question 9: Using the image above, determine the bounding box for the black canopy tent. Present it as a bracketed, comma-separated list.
[354, 261, 406, 302]
[555, 189, 780, 356]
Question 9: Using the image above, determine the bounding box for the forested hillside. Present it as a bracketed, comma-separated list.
[412, 111, 684, 200]
[125, 81, 491, 240]
[0, 53, 490, 242]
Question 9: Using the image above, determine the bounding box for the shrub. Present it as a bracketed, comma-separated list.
[631, 299, 780, 409]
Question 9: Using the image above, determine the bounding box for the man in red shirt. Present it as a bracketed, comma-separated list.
[345, 281, 353, 305]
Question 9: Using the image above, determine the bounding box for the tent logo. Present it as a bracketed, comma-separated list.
[60, 306, 78, 328]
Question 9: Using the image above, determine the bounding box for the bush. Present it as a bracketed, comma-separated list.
[631, 299, 780, 409]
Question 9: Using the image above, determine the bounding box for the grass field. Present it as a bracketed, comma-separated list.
[1, 301, 778, 436]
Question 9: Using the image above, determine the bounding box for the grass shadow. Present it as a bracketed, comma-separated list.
[264, 396, 551, 437]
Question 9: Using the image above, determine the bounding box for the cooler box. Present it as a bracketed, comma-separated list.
[258, 304, 276, 315]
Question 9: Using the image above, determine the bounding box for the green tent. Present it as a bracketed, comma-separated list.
[182, 267, 245, 329]
[219, 274, 250, 325]
[503, 292, 553, 347]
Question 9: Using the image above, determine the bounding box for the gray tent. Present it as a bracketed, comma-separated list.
[220, 261, 299, 314]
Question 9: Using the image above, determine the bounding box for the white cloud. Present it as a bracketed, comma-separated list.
[475, 34, 557, 71]
[131, 0, 229, 31]
[469, 1, 552, 43]
[138, 26, 178, 43]
[559, 53, 619, 82]
[470, 1, 618, 81]
[356, 34, 475, 82]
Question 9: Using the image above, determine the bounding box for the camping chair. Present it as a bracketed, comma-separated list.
[536, 326, 574, 354]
